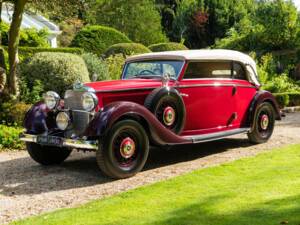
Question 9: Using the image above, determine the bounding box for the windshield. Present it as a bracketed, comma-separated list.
[122, 60, 184, 80]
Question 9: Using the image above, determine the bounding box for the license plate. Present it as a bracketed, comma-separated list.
[37, 136, 63, 147]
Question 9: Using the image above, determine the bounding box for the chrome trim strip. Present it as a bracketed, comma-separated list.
[95, 87, 157, 93]
[178, 84, 256, 89]
[20, 134, 97, 150]
[183, 128, 250, 143]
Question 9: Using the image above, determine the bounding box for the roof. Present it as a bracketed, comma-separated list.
[126, 49, 260, 86]
[1, 3, 61, 34]
[126, 49, 256, 66]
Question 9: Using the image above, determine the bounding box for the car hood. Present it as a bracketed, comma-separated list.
[84, 79, 165, 93]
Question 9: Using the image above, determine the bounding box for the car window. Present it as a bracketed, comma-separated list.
[123, 60, 184, 79]
[232, 62, 247, 80]
[184, 61, 232, 79]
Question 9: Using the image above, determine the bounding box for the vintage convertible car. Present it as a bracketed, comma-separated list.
[20, 50, 281, 179]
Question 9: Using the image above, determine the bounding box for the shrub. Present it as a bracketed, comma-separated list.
[288, 92, 300, 106]
[148, 42, 188, 52]
[81, 53, 109, 81]
[19, 79, 44, 104]
[0, 101, 31, 126]
[104, 54, 126, 80]
[20, 52, 90, 96]
[274, 92, 300, 108]
[19, 28, 49, 47]
[0, 125, 24, 150]
[2, 47, 84, 62]
[71, 25, 131, 56]
[1, 22, 49, 47]
[273, 93, 290, 108]
[0, 22, 9, 45]
[104, 43, 151, 57]
[263, 74, 300, 93]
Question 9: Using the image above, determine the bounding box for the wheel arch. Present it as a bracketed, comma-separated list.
[248, 90, 281, 128]
[84, 101, 190, 146]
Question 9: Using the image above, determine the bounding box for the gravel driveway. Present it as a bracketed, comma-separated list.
[1, 112, 300, 224]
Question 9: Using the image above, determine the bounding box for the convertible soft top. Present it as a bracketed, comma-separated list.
[126, 49, 259, 85]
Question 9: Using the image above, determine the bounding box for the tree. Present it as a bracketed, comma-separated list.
[3, 0, 82, 97]
[155, 0, 182, 38]
[172, 0, 255, 48]
[215, 0, 299, 51]
[88, 0, 168, 46]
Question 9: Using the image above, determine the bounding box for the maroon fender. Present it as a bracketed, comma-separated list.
[84, 101, 191, 146]
[23, 101, 57, 134]
[248, 90, 281, 126]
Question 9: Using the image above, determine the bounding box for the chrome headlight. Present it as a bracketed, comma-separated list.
[56, 112, 70, 130]
[82, 92, 98, 112]
[43, 91, 60, 110]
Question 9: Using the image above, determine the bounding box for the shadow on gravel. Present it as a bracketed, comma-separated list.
[0, 136, 252, 196]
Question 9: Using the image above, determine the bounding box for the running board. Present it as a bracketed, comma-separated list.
[183, 128, 250, 144]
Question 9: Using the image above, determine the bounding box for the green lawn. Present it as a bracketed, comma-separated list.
[12, 144, 300, 225]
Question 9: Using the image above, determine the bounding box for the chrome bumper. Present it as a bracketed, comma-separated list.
[20, 133, 97, 150]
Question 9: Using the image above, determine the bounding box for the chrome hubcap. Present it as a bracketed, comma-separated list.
[120, 137, 136, 159]
[260, 114, 269, 130]
[163, 106, 175, 126]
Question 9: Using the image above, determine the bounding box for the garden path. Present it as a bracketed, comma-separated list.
[1, 112, 300, 224]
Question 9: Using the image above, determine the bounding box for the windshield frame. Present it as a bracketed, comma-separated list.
[121, 59, 185, 80]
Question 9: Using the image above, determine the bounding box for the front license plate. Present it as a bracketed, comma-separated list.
[37, 136, 63, 147]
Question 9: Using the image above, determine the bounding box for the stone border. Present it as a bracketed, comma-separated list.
[283, 106, 300, 113]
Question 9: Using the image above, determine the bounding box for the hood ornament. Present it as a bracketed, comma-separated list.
[73, 80, 84, 90]
[73, 80, 95, 93]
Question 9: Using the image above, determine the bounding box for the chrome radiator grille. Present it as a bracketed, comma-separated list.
[64, 90, 90, 136]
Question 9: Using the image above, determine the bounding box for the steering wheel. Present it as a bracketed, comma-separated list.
[139, 70, 155, 75]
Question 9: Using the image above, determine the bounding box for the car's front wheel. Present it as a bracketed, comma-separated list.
[26, 143, 72, 165]
[96, 120, 149, 179]
[248, 102, 275, 144]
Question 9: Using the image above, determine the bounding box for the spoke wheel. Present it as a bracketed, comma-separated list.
[96, 120, 149, 179]
[248, 102, 275, 144]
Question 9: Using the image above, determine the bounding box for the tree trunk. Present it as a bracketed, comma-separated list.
[7, 0, 27, 96]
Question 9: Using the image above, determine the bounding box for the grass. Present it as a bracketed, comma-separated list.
[12, 144, 300, 225]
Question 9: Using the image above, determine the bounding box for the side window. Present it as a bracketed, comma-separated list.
[233, 62, 247, 80]
[184, 61, 232, 79]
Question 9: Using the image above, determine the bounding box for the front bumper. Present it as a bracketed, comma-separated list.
[20, 133, 97, 150]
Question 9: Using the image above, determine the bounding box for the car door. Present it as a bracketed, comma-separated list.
[231, 62, 258, 127]
[178, 61, 237, 136]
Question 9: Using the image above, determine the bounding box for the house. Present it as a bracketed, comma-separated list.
[1, 3, 61, 48]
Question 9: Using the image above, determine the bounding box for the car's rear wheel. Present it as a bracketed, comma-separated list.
[26, 143, 72, 165]
[96, 120, 149, 179]
[145, 88, 185, 134]
[248, 102, 275, 144]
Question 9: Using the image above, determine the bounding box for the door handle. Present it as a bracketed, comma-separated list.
[180, 93, 189, 97]
[232, 85, 237, 95]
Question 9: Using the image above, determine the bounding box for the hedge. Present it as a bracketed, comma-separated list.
[20, 52, 90, 96]
[104, 43, 151, 57]
[71, 25, 131, 56]
[2, 46, 84, 62]
[148, 42, 188, 52]
[273, 92, 300, 108]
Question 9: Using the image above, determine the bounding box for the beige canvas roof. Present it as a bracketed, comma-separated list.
[126, 49, 260, 85]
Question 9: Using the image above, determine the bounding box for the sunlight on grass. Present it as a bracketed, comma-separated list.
[12, 144, 300, 225]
